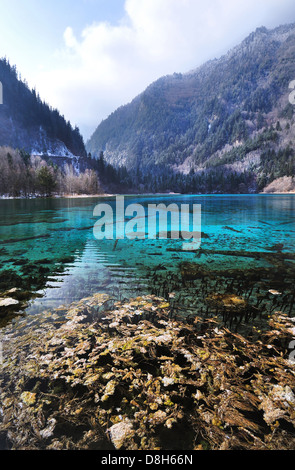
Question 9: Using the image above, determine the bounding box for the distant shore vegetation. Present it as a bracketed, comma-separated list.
[0, 146, 102, 197]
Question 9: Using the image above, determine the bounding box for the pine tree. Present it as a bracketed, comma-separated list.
[37, 165, 56, 197]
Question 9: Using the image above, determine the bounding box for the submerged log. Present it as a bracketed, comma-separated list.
[167, 247, 295, 261]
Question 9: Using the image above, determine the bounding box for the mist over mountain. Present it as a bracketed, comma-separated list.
[0, 58, 87, 163]
[87, 23, 295, 193]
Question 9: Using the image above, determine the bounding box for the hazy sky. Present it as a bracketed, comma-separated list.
[0, 0, 295, 140]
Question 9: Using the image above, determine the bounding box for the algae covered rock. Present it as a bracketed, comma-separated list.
[20, 392, 37, 406]
[206, 293, 247, 309]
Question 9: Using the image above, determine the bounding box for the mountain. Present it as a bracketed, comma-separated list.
[87, 23, 295, 193]
[0, 58, 87, 164]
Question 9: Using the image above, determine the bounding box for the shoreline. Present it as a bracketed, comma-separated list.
[0, 193, 114, 200]
[261, 191, 295, 194]
[1, 191, 295, 201]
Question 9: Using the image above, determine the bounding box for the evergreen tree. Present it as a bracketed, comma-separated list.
[36, 166, 56, 197]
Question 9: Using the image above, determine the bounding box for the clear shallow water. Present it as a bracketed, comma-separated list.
[0, 194, 294, 333]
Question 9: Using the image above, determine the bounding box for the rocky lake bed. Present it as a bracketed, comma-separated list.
[1, 291, 295, 450]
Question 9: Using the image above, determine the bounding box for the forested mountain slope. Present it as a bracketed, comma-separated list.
[0, 58, 86, 160]
[87, 23, 295, 193]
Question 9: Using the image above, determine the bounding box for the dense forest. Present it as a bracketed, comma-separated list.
[0, 57, 86, 157]
[85, 151, 259, 194]
[99, 130, 295, 194]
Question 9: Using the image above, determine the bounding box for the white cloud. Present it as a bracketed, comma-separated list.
[64, 27, 79, 49]
[34, 0, 295, 141]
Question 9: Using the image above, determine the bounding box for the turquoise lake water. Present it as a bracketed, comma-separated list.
[0, 194, 294, 334]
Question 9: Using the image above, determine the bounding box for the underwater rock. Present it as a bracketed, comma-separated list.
[268, 290, 282, 296]
[206, 293, 247, 309]
[0, 297, 19, 307]
[20, 392, 37, 406]
[39, 419, 57, 439]
[101, 380, 118, 402]
[1, 288, 39, 302]
[0, 297, 20, 316]
[2, 288, 21, 296]
[180, 262, 209, 280]
[108, 420, 134, 449]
